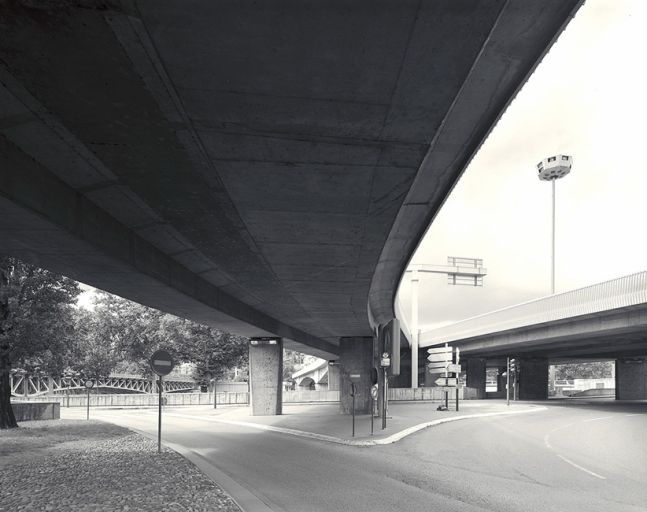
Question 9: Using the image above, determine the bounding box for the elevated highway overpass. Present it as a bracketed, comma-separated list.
[420, 272, 647, 400]
[0, 1, 583, 413]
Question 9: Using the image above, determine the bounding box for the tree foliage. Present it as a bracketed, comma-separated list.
[76, 292, 248, 383]
[0, 257, 250, 429]
[174, 322, 248, 385]
[72, 308, 121, 379]
[554, 361, 614, 380]
[0, 257, 80, 429]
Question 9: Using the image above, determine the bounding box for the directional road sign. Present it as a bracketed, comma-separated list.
[427, 352, 451, 363]
[150, 349, 174, 376]
[446, 363, 462, 373]
[427, 361, 449, 369]
[427, 361, 460, 370]
[427, 366, 448, 375]
[427, 346, 452, 354]
[435, 377, 459, 387]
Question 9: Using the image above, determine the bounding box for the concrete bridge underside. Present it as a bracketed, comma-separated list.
[0, 1, 583, 412]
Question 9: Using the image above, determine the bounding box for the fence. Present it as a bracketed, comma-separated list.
[389, 387, 477, 401]
[14, 387, 479, 408]
[15, 392, 249, 407]
[283, 390, 339, 402]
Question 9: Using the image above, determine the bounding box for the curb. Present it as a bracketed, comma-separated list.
[124, 425, 276, 512]
[164, 406, 547, 447]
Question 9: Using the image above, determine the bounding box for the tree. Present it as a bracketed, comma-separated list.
[554, 361, 614, 380]
[0, 257, 80, 429]
[173, 322, 248, 386]
[79, 292, 248, 384]
[83, 292, 169, 377]
[72, 308, 120, 379]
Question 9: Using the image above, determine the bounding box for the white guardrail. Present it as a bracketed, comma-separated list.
[419, 270, 647, 346]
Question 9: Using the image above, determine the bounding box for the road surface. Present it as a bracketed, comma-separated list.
[64, 401, 646, 511]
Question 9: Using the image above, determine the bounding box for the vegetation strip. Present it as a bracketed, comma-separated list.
[0, 420, 241, 512]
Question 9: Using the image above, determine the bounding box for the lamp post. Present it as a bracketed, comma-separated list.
[536, 155, 572, 294]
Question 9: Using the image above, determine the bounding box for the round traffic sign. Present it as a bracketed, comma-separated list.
[150, 349, 174, 376]
[84, 379, 95, 389]
[370, 384, 378, 400]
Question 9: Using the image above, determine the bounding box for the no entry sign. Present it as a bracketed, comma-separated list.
[150, 349, 174, 376]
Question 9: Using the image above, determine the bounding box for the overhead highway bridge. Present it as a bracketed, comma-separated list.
[0, 0, 583, 414]
[420, 271, 647, 400]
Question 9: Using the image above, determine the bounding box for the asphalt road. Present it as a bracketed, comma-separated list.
[68, 402, 646, 512]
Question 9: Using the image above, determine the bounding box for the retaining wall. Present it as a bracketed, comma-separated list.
[12, 401, 60, 421]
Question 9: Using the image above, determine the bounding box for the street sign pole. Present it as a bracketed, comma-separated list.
[213, 380, 217, 409]
[382, 367, 387, 430]
[455, 349, 459, 411]
[158, 375, 163, 453]
[370, 383, 378, 436]
[506, 357, 510, 406]
[84, 379, 94, 420]
[444, 344, 449, 409]
[379, 352, 390, 431]
[149, 349, 175, 455]
[351, 383, 356, 437]
[513, 375, 517, 401]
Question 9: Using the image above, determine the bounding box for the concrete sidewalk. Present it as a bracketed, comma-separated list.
[162, 400, 546, 446]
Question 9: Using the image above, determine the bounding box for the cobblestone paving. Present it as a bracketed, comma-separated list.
[0, 420, 241, 512]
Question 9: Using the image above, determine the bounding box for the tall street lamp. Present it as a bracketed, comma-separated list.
[536, 155, 572, 294]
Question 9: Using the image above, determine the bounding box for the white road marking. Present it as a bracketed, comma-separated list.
[583, 416, 613, 422]
[625, 413, 643, 417]
[556, 454, 607, 480]
[544, 422, 607, 480]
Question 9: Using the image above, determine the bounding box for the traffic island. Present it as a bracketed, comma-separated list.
[0, 419, 241, 512]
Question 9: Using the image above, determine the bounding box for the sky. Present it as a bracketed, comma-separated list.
[397, 0, 647, 330]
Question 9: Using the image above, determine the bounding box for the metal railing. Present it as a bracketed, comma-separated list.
[420, 270, 647, 346]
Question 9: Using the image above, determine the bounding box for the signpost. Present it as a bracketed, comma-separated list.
[506, 357, 510, 406]
[380, 352, 390, 430]
[427, 344, 461, 411]
[370, 384, 378, 436]
[84, 379, 94, 420]
[349, 373, 361, 437]
[150, 349, 175, 453]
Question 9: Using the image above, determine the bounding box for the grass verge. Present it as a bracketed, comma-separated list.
[0, 419, 241, 512]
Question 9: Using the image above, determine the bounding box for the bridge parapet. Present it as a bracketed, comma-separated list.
[10, 373, 195, 397]
[420, 271, 647, 346]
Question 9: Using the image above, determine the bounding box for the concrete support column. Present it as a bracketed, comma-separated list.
[249, 339, 283, 416]
[339, 337, 373, 414]
[465, 358, 487, 399]
[518, 358, 549, 400]
[327, 362, 340, 391]
[616, 359, 647, 400]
